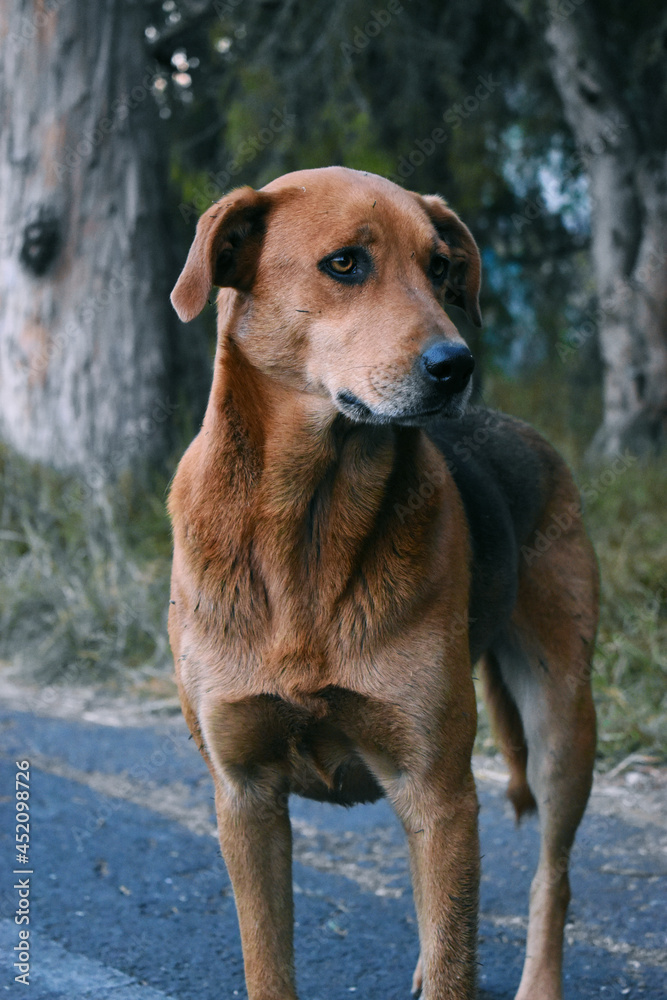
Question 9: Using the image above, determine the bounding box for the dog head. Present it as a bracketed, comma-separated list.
[171, 166, 481, 425]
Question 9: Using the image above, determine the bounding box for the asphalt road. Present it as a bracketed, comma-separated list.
[1, 707, 665, 999]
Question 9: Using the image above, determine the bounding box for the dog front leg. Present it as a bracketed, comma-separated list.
[399, 772, 480, 1000]
[213, 772, 297, 1000]
[351, 683, 480, 999]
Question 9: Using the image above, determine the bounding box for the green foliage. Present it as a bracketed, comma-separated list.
[162, 0, 592, 380]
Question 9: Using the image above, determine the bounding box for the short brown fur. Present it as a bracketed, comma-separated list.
[168, 167, 598, 1000]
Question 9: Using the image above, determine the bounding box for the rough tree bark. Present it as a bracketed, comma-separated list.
[0, 0, 194, 480]
[544, 4, 667, 459]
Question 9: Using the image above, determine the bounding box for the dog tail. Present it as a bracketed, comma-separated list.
[478, 651, 537, 821]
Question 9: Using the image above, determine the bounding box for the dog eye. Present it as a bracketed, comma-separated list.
[327, 252, 356, 275]
[430, 255, 450, 284]
[319, 246, 372, 285]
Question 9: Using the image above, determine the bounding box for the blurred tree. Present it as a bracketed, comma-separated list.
[0, 0, 208, 480]
[156, 0, 666, 456]
[4, 0, 661, 472]
[541, 0, 667, 457]
[158, 0, 590, 387]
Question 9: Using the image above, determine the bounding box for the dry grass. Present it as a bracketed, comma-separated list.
[1, 372, 664, 766]
[0, 446, 173, 685]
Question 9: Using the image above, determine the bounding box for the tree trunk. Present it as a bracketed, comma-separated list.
[0, 0, 188, 480]
[545, 5, 667, 459]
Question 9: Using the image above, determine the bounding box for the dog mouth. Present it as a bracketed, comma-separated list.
[335, 390, 375, 421]
[335, 389, 468, 426]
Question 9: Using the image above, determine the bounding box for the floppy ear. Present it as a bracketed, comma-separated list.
[419, 194, 482, 328]
[171, 186, 272, 322]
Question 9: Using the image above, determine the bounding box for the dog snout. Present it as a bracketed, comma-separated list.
[421, 342, 475, 395]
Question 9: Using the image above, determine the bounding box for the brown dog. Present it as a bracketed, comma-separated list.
[167, 166, 598, 1000]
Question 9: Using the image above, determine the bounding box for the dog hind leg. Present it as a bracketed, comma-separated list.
[487, 519, 598, 1000]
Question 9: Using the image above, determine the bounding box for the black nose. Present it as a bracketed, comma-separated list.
[421, 342, 475, 393]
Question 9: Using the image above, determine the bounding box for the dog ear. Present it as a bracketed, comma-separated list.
[419, 194, 482, 328]
[171, 187, 272, 322]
